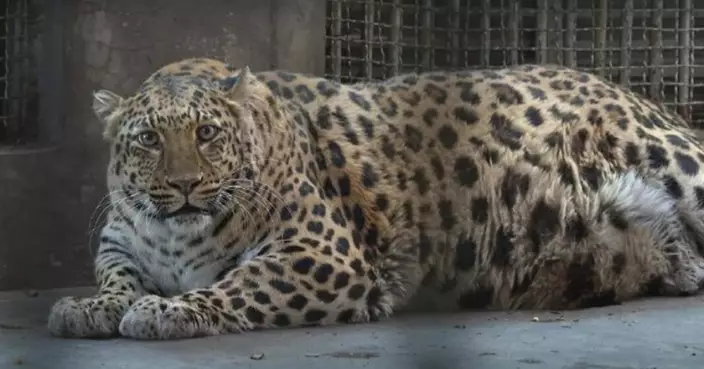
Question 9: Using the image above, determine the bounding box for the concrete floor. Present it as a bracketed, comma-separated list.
[1, 287, 702, 369]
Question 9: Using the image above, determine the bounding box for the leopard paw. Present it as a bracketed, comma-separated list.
[47, 295, 128, 338]
[118, 295, 222, 340]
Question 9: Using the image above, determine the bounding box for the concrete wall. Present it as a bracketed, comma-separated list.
[0, 0, 327, 291]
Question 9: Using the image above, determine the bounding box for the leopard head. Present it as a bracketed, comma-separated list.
[92, 58, 278, 228]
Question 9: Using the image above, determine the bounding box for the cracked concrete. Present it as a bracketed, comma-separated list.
[1, 287, 702, 369]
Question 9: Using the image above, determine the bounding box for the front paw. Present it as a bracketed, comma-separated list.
[47, 295, 129, 338]
[118, 295, 221, 340]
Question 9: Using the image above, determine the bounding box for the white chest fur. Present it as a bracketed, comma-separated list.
[121, 217, 236, 297]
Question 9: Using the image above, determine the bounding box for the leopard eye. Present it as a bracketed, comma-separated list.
[137, 130, 160, 148]
[196, 124, 221, 142]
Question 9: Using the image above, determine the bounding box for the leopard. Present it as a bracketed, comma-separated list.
[47, 56, 704, 340]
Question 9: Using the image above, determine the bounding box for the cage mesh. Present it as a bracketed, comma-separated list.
[325, 0, 704, 127]
[0, 0, 40, 146]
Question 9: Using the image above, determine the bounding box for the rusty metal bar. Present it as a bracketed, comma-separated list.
[461, 0, 471, 67]
[481, 0, 491, 67]
[390, 0, 401, 76]
[678, 0, 692, 122]
[420, 0, 433, 70]
[331, 0, 342, 81]
[564, 0, 576, 67]
[508, 0, 520, 65]
[364, 0, 375, 79]
[537, 0, 548, 64]
[649, 0, 664, 101]
[497, 0, 506, 66]
[550, 0, 563, 64]
[619, 0, 633, 86]
[595, 0, 608, 77]
[449, 0, 461, 68]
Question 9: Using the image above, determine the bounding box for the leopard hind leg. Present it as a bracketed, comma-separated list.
[507, 168, 703, 310]
[597, 170, 704, 297]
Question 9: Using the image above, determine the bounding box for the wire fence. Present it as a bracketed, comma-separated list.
[325, 0, 704, 127]
[0, 0, 40, 146]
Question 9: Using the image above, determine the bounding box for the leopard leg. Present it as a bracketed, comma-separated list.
[118, 241, 387, 340]
[47, 229, 149, 338]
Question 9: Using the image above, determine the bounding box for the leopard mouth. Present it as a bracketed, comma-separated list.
[165, 204, 210, 218]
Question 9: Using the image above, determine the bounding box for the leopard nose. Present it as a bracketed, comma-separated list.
[165, 174, 203, 195]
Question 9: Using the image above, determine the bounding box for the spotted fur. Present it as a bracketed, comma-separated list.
[48, 58, 704, 340]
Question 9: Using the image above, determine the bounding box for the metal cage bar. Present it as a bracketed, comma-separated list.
[678, 0, 692, 120]
[0, 0, 40, 145]
[537, 0, 548, 65]
[480, 0, 490, 67]
[649, 0, 664, 101]
[564, 0, 577, 68]
[324, 0, 704, 126]
[620, 0, 634, 86]
[508, 1, 520, 66]
[595, 0, 609, 76]
[390, 0, 401, 76]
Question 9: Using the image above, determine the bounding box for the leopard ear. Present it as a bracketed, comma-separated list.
[92, 89, 123, 140]
[93, 89, 122, 120]
[219, 66, 253, 101]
